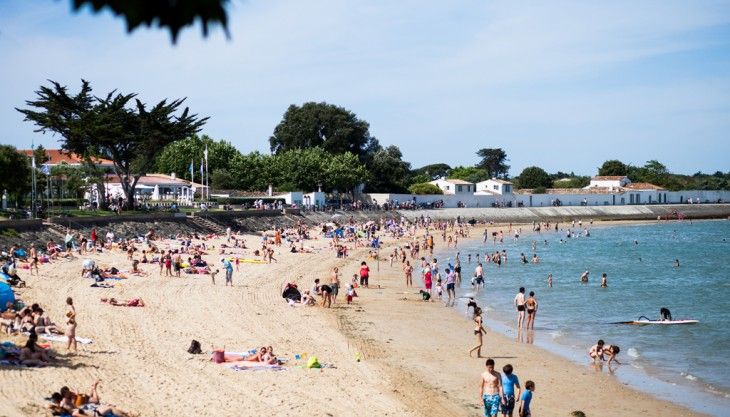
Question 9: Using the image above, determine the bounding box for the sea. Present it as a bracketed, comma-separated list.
[436, 219, 730, 416]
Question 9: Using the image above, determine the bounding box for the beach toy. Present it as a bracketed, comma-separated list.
[306, 356, 321, 369]
[355, 352, 361, 362]
[294, 354, 301, 360]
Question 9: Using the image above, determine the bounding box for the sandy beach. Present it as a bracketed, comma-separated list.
[0, 223, 706, 417]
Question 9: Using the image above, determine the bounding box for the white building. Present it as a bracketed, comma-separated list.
[100, 173, 202, 204]
[476, 178, 513, 195]
[428, 178, 475, 195]
[586, 176, 630, 190]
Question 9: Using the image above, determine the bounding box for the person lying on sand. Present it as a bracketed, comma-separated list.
[50, 380, 134, 417]
[100, 298, 145, 307]
[20, 331, 51, 366]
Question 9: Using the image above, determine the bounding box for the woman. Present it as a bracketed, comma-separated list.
[468, 307, 487, 358]
[20, 332, 50, 366]
[525, 291, 538, 330]
[65, 297, 77, 353]
[403, 261, 413, 287]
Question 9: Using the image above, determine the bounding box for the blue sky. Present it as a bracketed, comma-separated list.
[1, 0, 729, 176]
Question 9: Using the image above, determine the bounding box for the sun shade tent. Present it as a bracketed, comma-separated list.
[0, 282, 15, 311]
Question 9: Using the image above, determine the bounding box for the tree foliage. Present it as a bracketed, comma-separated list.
[448, 166, 489, 184]
[269, 102, 380, 162]
[598, 160, 628, 176]
[517, 166, 552, 189]
[0, 145, 32, 201]
[366, 145, 411, 192]
[155, 134, 241, 185]
[410, 163, 451, 181]
[17, 80, 207, 208]
[71, 0, 230, 43]
[476, 148, 510, 179]
[408, 183, 443, 195]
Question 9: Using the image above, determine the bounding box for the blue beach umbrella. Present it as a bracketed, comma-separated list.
[0, 282, 15, 312]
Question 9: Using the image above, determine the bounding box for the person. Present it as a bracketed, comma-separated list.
[101, 297, 145, 307]
[466, 297, 479, 318]
[479, 358, 505, 417]
[547, 273, 553, 288]
[330, 267, 340, 304]
[20, 332, 51, 366]
[580, 270, 589, 283]
[359, 261, 370, 287]
[518, 380, 535, 417]
[221, 257, 234, 286]
[501, 364, 521, 417]
[444, 267, 456, 307]
[29, 243, 39, 276]
[469, 308, 487, 358]
[604, 345, 621, 365]
[588, 339, 605, 362]
[210, 269, 219, 285]
[600, 273, 607, 288]
[423, 267, 433, 301]
[65, 297, 77, 353]
[660, 307, 672, 321]
[514, 288, 526, 329]
[403, 260, 413, 287]
[346, 284, 355, 304]
[525, 292, 538, 330]
[474, 262, 484, 288]
[673, 259, 680, 267]
[320, 281, 333, 308]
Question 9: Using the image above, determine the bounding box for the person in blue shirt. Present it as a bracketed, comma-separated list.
[501, 364, 521, 417]
[221, 258, 234, 286]
[518, 380, 535, 417]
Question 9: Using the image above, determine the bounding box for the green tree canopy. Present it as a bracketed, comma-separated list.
[598, 159, 628, 176]
[408, 183, 443, 195]
[155, 134, 241, 185]
[269, 102, 380, 162]
[366, 145, 411, 192]
[476, 148, 510, 179]
[448, 166, 489, 184]
[0, 145, 32, 202]
[17, 80, 207, 208]
[411, 163, 451, 181]
[517, 166, 552, 189]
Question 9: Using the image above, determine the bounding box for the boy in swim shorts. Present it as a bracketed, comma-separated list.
[500, 364, 521, 417]
[480, 358, 505, 417]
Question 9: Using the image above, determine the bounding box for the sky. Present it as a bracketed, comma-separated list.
[1, 0, 729, 177]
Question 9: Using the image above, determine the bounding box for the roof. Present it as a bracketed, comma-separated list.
[478, 178, 513, 185]
[592, 176, 627, 181]
[440, 178, 474, 185]
[623, 182, 665, 190]
[20, 149, 114, 166]
[105, 173, 202, 187]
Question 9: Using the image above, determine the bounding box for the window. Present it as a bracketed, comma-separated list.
[458, 185, 463, 192]
[445, 185, 450, 190]
[493, 185, 499, 190]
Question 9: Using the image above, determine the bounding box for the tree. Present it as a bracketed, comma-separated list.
[325, 152, 369, 195]
[228, 152, 274, 191]
[269, 102, 379, 163]
[0, 145, 32, 203]
[598, 160, 628, 176]
[155, 134, 241, 181]
[410, 163, 451, 181]
[476, 148, 510, 179]
[17, 80, 207, 209]
[408, 183, 443, 195]
[70, 0, 230, 43]
[366, 145, 411, 192]
[270, 148, 329, 192]
[517, 166, 552, 189]
[448, 166, 490, 184]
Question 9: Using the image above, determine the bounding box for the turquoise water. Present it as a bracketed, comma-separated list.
[439, 220, 730, 415]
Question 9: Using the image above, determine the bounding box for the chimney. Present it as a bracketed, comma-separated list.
[170, 172, 176, 179]
[267, 184, 273, 197]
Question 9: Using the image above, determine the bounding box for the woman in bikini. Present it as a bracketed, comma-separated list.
[65, 297, 77, 353]
[468, 307, 487, 358]
[525, 291, 538, 330]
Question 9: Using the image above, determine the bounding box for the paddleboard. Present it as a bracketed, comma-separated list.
[615, 319, 699, 325]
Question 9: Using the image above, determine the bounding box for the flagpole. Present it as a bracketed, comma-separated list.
[31, 144, 37, 219]
[204, 144, 209, 203]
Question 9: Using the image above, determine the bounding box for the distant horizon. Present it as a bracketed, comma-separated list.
[2, 1, 729, 176]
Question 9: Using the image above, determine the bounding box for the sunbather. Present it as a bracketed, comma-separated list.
[20, 332, 51, 366]
[100, 298, 145, 307]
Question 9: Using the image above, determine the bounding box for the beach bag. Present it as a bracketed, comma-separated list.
[306, 356, 321, 369]
[188, 339, 202, 354]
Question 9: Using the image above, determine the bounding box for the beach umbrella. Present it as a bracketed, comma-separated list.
[152, 184, 160, 201]
[0, 282, 14, 311]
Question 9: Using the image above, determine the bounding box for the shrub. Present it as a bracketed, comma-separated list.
[408, 183, 443, 195]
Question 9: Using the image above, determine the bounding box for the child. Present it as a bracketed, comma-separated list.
[435, 278, 443, 300]
[235, 258, 240, 271]
[346, 284, 355, 304]
[518, 380, 534, 417]
[351, 274, 359, 289]
[501, 364, 521, 417]
[210, 269, 219, 285]
[588, 339, 605, 362]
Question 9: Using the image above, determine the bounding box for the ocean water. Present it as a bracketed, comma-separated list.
[437, 219, 730, 415]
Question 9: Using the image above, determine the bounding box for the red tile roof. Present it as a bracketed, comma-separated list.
[21, 149, 114, 166]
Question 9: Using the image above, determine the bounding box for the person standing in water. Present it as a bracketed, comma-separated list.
[547, 273, 553, 288]
[444, 268, 457, 307]
[525, 292, 538, 330]
[514, 287, 526, 329]
[600, 273, 607, 288]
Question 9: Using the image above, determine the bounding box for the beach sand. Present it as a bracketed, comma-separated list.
[0, 224, 706, 416]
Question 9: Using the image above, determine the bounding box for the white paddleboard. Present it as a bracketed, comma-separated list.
[627, 319, 699, 325]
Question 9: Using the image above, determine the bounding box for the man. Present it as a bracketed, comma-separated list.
[474, 262, 485, 288]
[221, 258, 234, 286]
[479, 358, 505, 417]
[514, 287, 526, 329]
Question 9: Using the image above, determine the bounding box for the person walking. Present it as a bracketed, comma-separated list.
[222, 258, 234, 286]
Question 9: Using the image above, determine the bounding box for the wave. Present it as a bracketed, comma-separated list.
[627, 347, 640, 358]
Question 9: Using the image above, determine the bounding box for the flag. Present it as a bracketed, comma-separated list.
[31, 155, 36, 169]
[200, 160, 204, 183]
[204, 144, 208, 162]
[41, 164, 50, 175]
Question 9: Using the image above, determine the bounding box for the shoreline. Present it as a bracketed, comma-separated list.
[0, 220, 713, 416]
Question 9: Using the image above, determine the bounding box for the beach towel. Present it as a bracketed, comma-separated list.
[35, 333, 93, 345]
[224, 361, 285, 371]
